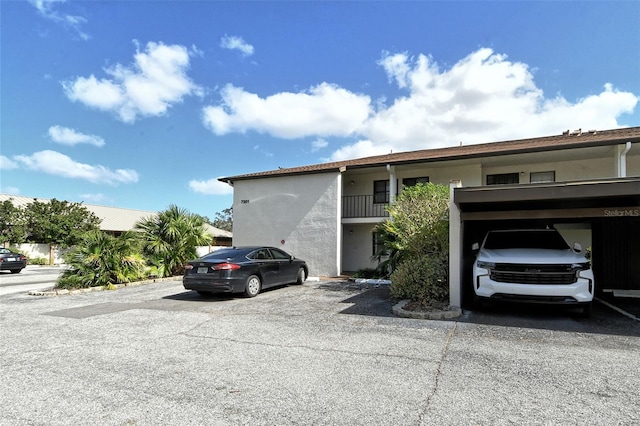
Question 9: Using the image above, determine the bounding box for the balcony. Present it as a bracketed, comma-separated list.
[342, 195, 389, 218]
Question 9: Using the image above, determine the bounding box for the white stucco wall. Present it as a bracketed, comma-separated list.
[231, 172, 341, 277]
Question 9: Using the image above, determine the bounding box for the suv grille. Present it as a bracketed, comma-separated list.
[490, 263, 578, 285]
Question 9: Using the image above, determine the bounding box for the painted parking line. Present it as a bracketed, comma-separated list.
[596, 297, 640, 322]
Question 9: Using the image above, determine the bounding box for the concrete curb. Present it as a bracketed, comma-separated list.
[351, 278, 391, 285]
[392, 299, 462, 320]
[28, 276, 179, 297]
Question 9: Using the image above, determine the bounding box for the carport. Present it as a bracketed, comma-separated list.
[450, 177, 640, 309]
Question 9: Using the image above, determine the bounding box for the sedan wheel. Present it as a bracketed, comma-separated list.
[244, 275, 261, 298]
[295, 268, 306, 285]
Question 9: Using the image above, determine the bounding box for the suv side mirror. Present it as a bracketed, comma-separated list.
[573, 242, 583, 253]
[472, 242, 479, 251]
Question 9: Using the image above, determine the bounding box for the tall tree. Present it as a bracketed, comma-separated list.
[0, 199, 28, 244]
[135, 205, 212, 277]
[212, 206, 233, 232]
[24, 199, 101, 247]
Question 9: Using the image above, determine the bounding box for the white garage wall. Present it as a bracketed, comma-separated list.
[231, 172, 341, 277]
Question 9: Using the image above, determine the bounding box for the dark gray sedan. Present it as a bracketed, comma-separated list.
[183, 246, 308, 297]
[0, 248, 27, 274]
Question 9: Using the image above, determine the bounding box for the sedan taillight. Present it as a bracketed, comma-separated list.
[213, 263, 241, 271]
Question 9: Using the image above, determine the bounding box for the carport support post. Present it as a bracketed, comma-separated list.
[449, 180, 462, 309]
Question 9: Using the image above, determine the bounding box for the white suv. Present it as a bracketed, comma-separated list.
[472, 229, 594, 316]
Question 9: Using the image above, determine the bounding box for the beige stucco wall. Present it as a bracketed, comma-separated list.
[341, 223, 379, 272]
[482, 156, 616, 183]
[231, 172, 341, 277]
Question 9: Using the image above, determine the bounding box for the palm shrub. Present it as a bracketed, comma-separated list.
[135, 205, 212, 277]
[57, 231, 146, 289]
[379, 183, 450, 305]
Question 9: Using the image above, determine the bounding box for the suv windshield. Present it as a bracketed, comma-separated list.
[483, 230, 570, 250]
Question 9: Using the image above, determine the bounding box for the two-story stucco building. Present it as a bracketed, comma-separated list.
[220, 126, 640, 308]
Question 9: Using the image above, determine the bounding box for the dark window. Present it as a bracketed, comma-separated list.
[403, 176, 429, 187]
[486, 173, 519, 185]
[373, 180, 390, 204]
[249, 249, 272, 260]
[269, 248, 290, 260]
[372, 232, 386, 256]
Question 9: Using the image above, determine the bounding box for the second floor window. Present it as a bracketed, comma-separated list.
[373, 180, 390, 203]
[530, 171, 555, 183]
[487, 172, 519, 185]
[403, 176, 429, 187]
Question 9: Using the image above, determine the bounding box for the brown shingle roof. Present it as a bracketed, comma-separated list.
[220, 126, 640, 183]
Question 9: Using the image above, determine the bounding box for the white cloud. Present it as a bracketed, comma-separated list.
[29, 0, 90, 40]
[220, 35, 254, 57]
[0, 155, 19, 170]
[13, 150, 139, 185]
[202, 82, 372, 138]
[334, 48, 638, 159]
[79, 193, 108, 203]
[200, 47, 637, 162]
[2, 187, 20, 195]
[63, 41, 202, 123]
[48, 125, 105, 147]
[327, 139, 394, 162]
[311, 138, 328, 152]
[188, 178, 234, 195]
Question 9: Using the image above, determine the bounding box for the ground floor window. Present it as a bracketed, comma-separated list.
[372, 232, 385, 256]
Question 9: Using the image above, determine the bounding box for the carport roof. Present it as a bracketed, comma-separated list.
[219, 126, 640, 183]
[454, 177, 640, 220]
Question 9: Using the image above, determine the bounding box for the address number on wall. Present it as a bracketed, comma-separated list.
[241, 200, 250, 204]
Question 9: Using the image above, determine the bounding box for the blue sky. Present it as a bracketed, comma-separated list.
[1, 0, 639, 219]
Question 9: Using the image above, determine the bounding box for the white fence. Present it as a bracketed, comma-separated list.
[11, 243, 229, 265]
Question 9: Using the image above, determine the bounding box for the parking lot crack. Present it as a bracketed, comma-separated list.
[418, 321, 458, 423]
[179, 330, 439, 363]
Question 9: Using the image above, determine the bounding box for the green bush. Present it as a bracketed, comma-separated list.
[390, 255, 449, 305]
[353, 268, 380, 279]
[57, 231, 146, 289]
[27, 257, 49, 265]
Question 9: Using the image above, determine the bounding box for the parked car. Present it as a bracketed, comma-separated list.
[472, 229, 594, 316]
[183, 246, 308, 298]
[0, 248, 28, 274]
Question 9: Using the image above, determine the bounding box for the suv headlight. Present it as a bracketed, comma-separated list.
[572, 262, 591, 271]
[476, 260, 495, 270]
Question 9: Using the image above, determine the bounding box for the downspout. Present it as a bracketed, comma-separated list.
[386, 164, 396, 204]
[617, 142, 631, 178]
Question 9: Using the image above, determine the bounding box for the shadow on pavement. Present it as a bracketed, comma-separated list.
[318, 281, 640, 337]
[317, 281, 395, 317]
[163, 290, 236, 302]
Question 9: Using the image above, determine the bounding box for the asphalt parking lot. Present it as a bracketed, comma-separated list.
[1, 279, 639, 425]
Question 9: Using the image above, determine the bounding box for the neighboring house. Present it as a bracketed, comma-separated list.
[0, 195, 232, 262]
[220, 126, 640, 308]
